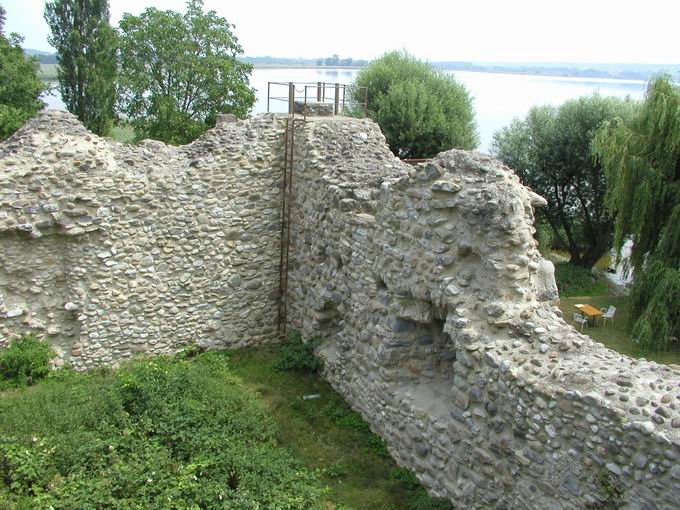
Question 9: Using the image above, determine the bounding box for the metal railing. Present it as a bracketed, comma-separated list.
[267, 81, 368, 120]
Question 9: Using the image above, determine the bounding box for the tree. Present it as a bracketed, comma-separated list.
[44, 0, 117, 136]
[0, 4, 46, 140]
[117, 0, 255, 145]
[491, 95, 637, 268]
[350, 50, 478, 159]
[324, 54, 340, 66]
[593, 75, 680, 352]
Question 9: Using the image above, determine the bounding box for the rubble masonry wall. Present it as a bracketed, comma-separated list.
[1, 112, 678, 508]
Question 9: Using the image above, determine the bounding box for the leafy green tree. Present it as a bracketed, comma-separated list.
[44, 0, 117, 136]
[117, 0, 255, 145]
[593, 75, 680, 352]
[324, 54, 340, 66]
[350, 50, 478, 158]
[0, 4, 46, 140]
[491, 95, 636, 268]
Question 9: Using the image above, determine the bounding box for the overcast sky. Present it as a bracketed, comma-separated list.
[3, 0, 679, 64]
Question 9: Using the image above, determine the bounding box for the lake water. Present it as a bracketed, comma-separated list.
[42, 68, 646, 152]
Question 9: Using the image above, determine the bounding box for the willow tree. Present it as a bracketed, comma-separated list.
[593, 75, 680, 353]
[492, 95, 636, 268]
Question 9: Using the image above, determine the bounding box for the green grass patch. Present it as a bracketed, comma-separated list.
[559, 295, 680, 365]
[228, 344, 452, 510]
[110, 123, 135, 143]
[554, 262, 609, 297]
[554, 260, 680, 364]
[0, 345, 451, 509]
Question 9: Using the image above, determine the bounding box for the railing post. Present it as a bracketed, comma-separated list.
[342, 84, 346, 115]
[304, 86, 308, 121]
[364, 87, 368, 117]
[317, 81, 322, 102]
[288, 82, 295, 114]
[267, 82, 271, 113]
[334, 83, 340, 115]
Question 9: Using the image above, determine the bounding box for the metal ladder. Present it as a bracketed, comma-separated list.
[277, 116, 298, 336]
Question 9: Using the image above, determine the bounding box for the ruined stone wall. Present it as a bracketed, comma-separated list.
[0, 112, 285, 368]
[1, 112, 679, 508]
[286, 117, 680, 509]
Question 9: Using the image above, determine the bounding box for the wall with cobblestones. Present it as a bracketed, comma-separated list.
[1, 111, 679, 508]
[0, 112, 284, 369]
[285, 117, 680, 509]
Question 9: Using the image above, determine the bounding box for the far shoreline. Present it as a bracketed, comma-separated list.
[37, 62, 651, 84]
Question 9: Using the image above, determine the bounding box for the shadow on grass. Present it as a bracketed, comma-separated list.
[226, 345, 453, 510]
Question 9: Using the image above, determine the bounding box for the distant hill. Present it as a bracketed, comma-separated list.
[24, 49, 57, 64]
[432, 61, 680, 81]
[240, 55, 369, 67]
[23, 49, 680, 81]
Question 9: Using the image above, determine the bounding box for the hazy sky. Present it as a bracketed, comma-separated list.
[3, 0, 679, 64]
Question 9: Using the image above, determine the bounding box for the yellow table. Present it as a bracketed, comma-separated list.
[574, 304, 603, 325]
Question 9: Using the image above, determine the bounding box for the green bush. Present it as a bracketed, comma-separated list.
[0, 353, 326, 508]
[0, 14, 46, 140]
[534, 218, 555, 251]
[389, 468, 453, 510]
[350, 50, 478, 159]
[554, 262, 609, 297]
[0, 335, 54, 385]
[274, 332, 323, 373]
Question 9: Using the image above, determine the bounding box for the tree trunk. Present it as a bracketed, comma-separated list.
[569, 225, 612, 269]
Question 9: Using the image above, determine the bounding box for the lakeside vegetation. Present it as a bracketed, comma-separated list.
[38, 63, 58, 81]
[351, 51, 478, 159]
[30, 54, 680, 82]
[492, 75, 680, 354]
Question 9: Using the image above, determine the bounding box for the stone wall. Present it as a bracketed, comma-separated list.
[285, 117, 680, 509]
[1, 111, 679, 508]
[0, 111, 285, 368]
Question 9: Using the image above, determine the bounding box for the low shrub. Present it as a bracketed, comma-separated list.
[0, 334, 54, 386]
[274, 332, 323, 373]
[390, 468, 453, 510]
[0, 353, 326, 508]
[554, 262, 609, 297]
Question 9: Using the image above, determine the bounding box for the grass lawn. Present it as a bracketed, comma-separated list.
[554, 262, 680, 365]
[227, 345, 450, 510]
[559, 295, 680, 365]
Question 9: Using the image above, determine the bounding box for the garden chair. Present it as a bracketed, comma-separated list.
[600, 306, 616, 326]
[571, 313, 588, 332]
